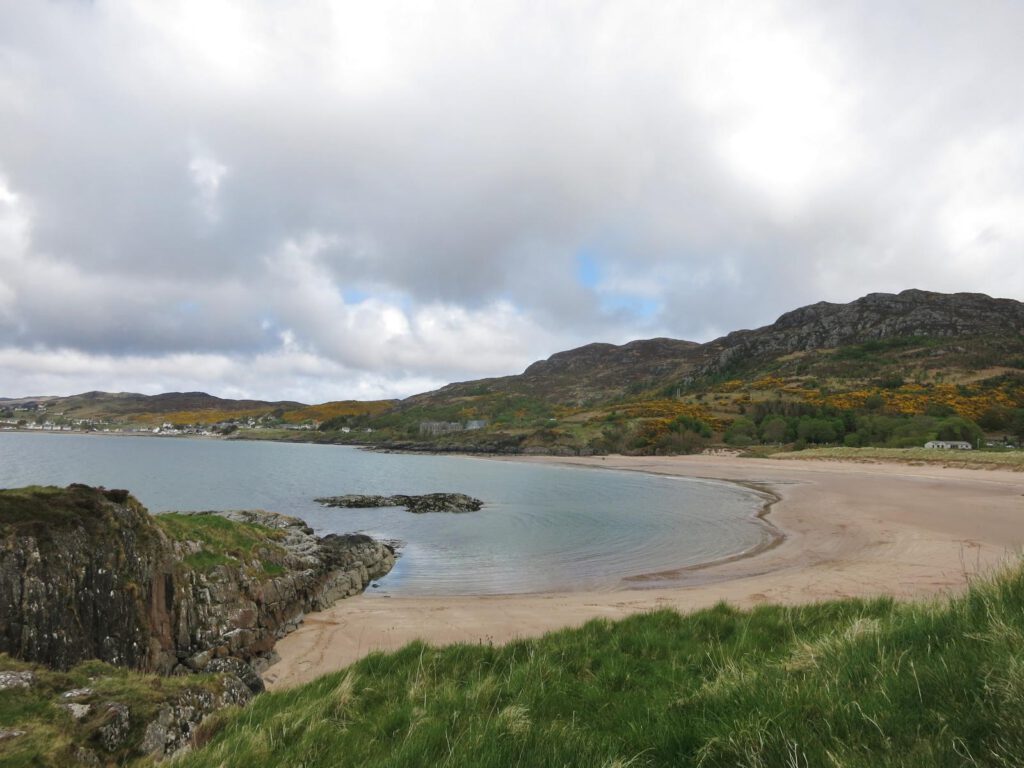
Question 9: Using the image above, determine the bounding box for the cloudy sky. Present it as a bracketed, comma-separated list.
[1, 1, 1022, 402]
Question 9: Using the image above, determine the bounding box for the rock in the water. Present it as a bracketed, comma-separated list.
[316, 492, 484, 514]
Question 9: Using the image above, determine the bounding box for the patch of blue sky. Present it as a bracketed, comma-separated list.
[342, 288, 370, 304]
[176, 299, 201, 315]
[574, 249, 602, 288]
[600, 293, 661, 320]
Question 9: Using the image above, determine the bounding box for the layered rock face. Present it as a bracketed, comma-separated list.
[0, 485, 166, 671]
[164, 510, 395, 674]
[0, 485, 394, 675]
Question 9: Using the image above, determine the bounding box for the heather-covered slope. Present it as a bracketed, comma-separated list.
[398, 289, 1024, 411]
[318, 290, 1024, 454]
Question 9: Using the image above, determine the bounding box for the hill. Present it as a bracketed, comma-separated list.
[0, 391, 395, 431]
[321, 289, 1024, 453]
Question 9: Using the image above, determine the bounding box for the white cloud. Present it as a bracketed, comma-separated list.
[1, 1, 1023, 401]
[189, 151, 228, 224]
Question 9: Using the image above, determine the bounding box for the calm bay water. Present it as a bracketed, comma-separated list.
[0, 432, 769, 596]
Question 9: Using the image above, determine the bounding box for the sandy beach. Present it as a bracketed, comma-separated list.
[264, 454, 1024, 689]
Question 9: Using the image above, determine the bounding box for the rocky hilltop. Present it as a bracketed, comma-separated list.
[401, 338, 701, 409]
[697, 289, 1024, 376]
[311, 289, 1024, 456]
[400, 290, 1024, 409]
[0, 485, 394, 674]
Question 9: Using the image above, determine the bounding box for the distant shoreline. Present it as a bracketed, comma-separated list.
[0, 427, 223, 440]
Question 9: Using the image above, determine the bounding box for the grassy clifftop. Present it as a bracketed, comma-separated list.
[175, 563, 1024, 768]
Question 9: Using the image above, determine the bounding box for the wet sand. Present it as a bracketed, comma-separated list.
[265, 454, 1024, 689]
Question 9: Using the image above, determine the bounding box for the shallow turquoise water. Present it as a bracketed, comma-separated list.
[0, 432, 769, 596]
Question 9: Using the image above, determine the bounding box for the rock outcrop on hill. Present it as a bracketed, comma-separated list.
[0, 485, 395, 675]
[696, 289, 1024, 376]
[399, 289, 1024, 409]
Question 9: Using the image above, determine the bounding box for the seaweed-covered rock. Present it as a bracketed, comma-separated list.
[316, 492, 484, 514]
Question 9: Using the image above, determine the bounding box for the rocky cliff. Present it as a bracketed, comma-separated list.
[0, 485, 396, 762]
[0, 485, 395, 675]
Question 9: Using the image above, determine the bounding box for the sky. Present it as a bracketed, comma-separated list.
[1, 1, 1023, 403]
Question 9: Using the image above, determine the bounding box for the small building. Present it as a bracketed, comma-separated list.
[464, 420, 488, 431]
[419, 421, 463, 436]
[924, 440, 973, 450]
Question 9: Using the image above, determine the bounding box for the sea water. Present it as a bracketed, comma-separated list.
[0, 432, 769, 596]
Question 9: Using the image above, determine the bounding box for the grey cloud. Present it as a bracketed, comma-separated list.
[1, 1, 1023, 400]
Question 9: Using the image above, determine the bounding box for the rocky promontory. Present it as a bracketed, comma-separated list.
[315, 492, 484, 513]
[0, 484, 395, 763]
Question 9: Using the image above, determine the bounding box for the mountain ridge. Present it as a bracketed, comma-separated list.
[398, 289, 1024, 412]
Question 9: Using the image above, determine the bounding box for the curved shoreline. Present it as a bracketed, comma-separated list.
[264, 454, 1024, 690]
[623, 478, 784, 586]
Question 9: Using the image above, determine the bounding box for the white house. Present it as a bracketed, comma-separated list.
[924, 440, 973, 450]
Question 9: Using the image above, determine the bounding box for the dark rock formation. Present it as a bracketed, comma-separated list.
[0, 485, 395, 676]
[0, 485, 169, 671]
[316, 492, 484, 513]
[164, 510, 395, 675]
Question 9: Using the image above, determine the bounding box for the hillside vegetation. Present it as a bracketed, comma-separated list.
[170, 562, 1024, 768]
[314, 290, 1024, 454]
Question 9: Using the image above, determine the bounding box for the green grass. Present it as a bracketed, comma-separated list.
[0, 655, 232, 767]
[0, 485, 154, 547]
[174, 563, 1024, 768]
[155, 513, 287, 573]
[0, 485, 123, 528]
[772, 446, 1024, 468]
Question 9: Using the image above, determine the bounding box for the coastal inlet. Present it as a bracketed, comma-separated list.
[0, 434, 772, 597]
